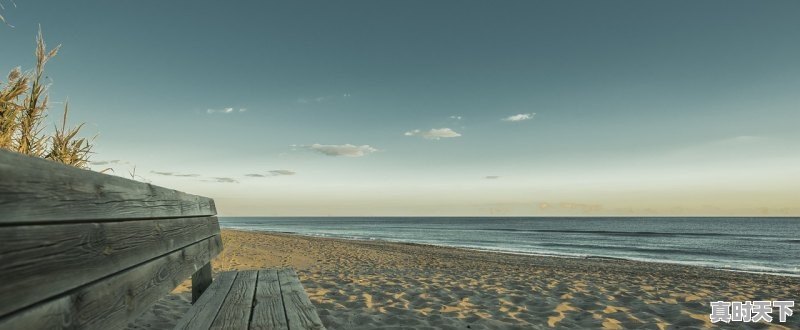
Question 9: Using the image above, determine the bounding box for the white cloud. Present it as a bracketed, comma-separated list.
[269, 169, 296, 175]
[450, 115, 462, 120]
[91, 159, 123, 166]
[295, 144, 379, 157]
[404, 128, 462, 140]
[485, 176, 500, 179]
[502, 113, 535, 122]
[211, 177, 239, 183]
[245, 170, 297, 177]
[150, 170, 200, 178]
[207, 107, 247, 114]
[297, 96, 328, 104]
[298, 93, 351, 104]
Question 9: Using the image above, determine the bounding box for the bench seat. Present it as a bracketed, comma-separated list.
[175, 268, 325, 330]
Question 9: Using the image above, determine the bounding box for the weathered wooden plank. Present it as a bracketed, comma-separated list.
[0, 216, 220, 318]
[192, 262, 214, 303]
[0, 149, 216, 224]
[0, 235, 222, 330]
[174, 272, 238, 330]
[210, 270, 258, 330]
[251, 269, 288, 330]
[278, 269, 325, 330]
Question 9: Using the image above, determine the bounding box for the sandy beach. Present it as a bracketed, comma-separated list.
[129, 229, 800, 329]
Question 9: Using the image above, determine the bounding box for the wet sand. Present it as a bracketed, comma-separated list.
[129, 229, 800, 329]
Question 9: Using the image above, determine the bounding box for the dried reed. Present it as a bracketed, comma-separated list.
[0, 29, 94, 168]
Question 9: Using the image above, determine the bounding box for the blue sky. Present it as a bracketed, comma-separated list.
[2, 1, 799, 216]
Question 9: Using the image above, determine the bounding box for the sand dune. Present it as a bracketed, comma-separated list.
[129, 230, 800, 329]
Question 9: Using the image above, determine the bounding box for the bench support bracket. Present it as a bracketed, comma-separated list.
[191, 262, 213, 303]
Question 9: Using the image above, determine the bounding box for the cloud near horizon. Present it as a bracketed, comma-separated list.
[297, 93, 351, 104]
[210, 177, 239, 183]
[150, 170, 200, 177]
[245, 170, 297, 177]
[269, 169, 296, 175]
[295, 144, 379, 157]
[404, 128, 461, 140]
[90, 159, 124, 166]
[502, 113, 535, 122]
[207, 107, 247, 114]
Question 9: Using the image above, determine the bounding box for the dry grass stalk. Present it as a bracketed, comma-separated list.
[0, 67, 28, 148]
[16, 29, 60, 157]
[0, 0, 17, 28]
[0, 29, 93, 168]
[46, 103, 92, 168]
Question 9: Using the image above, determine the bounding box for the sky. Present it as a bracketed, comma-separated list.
[2, 1, 799, 216]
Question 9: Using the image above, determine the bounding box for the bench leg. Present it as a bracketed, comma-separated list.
[191, 262, 212, 303]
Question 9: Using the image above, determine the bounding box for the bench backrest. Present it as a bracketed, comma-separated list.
[0, 150, 222, 329]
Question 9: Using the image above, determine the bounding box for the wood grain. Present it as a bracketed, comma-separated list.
[175, 272, 237, 330]
[0, 216, 220, 318]
[0, 235, 222, 330]
[250, 269, 288, 330]
[175, 269, 323, 330]
[210, 270, 257, 330]
[0, 150, 216, 224]
[278, 269, 325, 330]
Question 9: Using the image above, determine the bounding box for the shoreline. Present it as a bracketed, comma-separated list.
[130, 229, 800, 329]
[221, 227, 800, 278]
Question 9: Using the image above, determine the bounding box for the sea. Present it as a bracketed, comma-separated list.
[219, 217, 800, 276]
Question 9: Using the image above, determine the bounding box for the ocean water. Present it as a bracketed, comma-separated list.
[219, 217, 800, 276]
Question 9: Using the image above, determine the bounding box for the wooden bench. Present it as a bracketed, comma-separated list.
[0, 150, 324, 330]
[176, 269, 325, 329]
